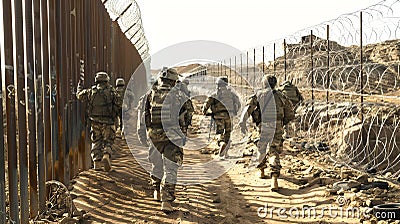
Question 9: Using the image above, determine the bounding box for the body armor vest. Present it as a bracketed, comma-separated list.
[257, 89, 284, 123]
[88, 85, 115, 119]
[211, 87, 237, 115]
[149, 85, 180, 128]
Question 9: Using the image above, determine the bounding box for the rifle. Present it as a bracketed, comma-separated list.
[206, 112, 214, 142]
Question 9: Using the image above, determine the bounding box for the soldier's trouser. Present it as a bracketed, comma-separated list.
[148, 141, 183, 202]
[90, 122, 115, 162]
[257, 122, 284, 177]
[214, 116, 232, 145]
[116, 110, 123, 131]
[283, 122, 297, 139]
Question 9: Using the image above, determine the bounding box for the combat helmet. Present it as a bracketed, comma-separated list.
[116, 78, 125, 87]
[263, 75, 277, 89]
[159, 67, 179, 81]
[216, 76, 228, 87]
[95, 72, 110, 83]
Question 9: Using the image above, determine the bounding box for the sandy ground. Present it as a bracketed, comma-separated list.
[69, 111, 396, 224]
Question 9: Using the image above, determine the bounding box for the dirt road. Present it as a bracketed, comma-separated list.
[70, 112, 397, 223]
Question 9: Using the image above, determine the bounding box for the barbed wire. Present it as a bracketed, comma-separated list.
[201, 0, 400, 181]
[103, 0, 150, 61]
[0, 211, 16, 224]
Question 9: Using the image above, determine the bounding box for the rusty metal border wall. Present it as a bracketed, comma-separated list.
[0, 0, 147, 222]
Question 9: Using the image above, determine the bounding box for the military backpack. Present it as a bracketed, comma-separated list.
[87, 85, 116, 121]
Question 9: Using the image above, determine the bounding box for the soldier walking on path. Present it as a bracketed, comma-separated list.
[145, 68, 192, 213]
[278, 80, 303, 139]
[177, 78, 194, 136]
[278, 80, 303, 107]
[76, 72, 119, 172]
[202, 76, 241, 159]
[239, 75, 295, 191]
[115, 78, 135, 137]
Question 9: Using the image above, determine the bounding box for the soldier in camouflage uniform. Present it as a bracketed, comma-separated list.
[178, 78, 190, 97]
[145, 68, 192, 212]
[137, 93, 149, 146]
[239, 75, 294, 191]
[202, 76, 241, 158]
[76, 72, 118, 172]
[278, 80, 303, 107]
[115, 78, 135, 136]
[278, 80, 303, 139]
[177, 78, 194, 136]
[137, 81, 158, 146]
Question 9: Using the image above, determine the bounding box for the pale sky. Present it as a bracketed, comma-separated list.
[136, 0, 381, 55]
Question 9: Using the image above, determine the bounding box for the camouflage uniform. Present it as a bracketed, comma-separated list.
[137, 93, 149, 146]
[240, 76, 294, 178]
[177, 79, 194, 135]
[278, 81, 302, 138]
[202, 77, 241, 156]
[115, 78, 135, 133]
[278, 80, 303, 106]
[76, 72, 118, 167]
[178, 79, 190, 97]
[145, 68, 191, 206]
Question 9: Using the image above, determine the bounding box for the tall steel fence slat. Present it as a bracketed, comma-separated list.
[3, 0, 18, 222]
[1, 0, 149, 220]
[55, 0, 66, 185]
[29, 1, 44, 218]
[40, 0, 51, 213]
[27, 0, 40, 218]
[48, 0, 60, 182]
[15, 0, 30, 222]
[0, 36, 6, 224]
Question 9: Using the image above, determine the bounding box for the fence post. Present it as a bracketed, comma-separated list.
[327, 25, 330, 104]
[229, 58, 231, 83]
[246, 51, 249, 94]
[15, 0, 30, 221]
[311, 31, 314, 112]
[360, 11, 364, 123]
[326, 24, 330, 122]
[274, 43, 276, 77]
[262, 46, 265, 75]
[40, 0, 50, 212]
[217, 62, 219, 77]
[219, 62, 221, 77]
[235, 56, 237, 86]
[48, 0, 60, 181]
[3, 0, 19, 221]
[0, 37, 5, 224]
[224, 60, 226, 76]
[27, 0, 40, 217]
[240, 54, 243, 95]
[253, 48, 256, 88]
[284, 39, 287, 81]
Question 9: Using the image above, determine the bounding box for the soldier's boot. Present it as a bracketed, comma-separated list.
[161, 201, 173, 213]
[219, 142, 227, 158]
[153, 190, 161, 201]
[271, 174, 279, 191]
[260, 169, 266, 179]
[93, 161, 102, 171]
[101, 153, 112, 172]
